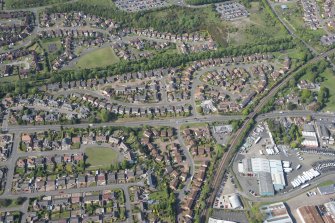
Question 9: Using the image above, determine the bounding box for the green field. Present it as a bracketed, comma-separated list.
[76, 47, 120, 69]
[320, 68, 335, 112]
[85, 147, 120, 170]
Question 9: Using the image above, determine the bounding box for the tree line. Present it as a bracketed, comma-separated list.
[185, 0, 227, 5]
[6, 0, 70, 9]
[0, 36, 295, 97]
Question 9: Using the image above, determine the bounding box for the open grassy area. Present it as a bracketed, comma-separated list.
[85, 147, 120, 170]
[76, 47, 120, 69]
[0, 75, 19, 84]
[320, 68, 335, 112]
[40, 38, 63, 62]
[318, 180, 335, 187]
[225, 2, 288, 46]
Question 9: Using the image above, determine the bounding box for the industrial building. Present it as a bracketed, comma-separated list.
[228, 194, 243, 209]
[297, 206, 324, 223]
[260, 202, 293, 223]
[301, 124, 319, 148]
[269, 160, 286, 191]
[238, 158, 286, 196]
[317, 124, 335, 145]
[208, 218, 236, 223]
[258, 172, 275, 196]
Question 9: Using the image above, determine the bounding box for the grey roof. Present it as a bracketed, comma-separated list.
[258, 172, 274, 196]
[318, 184, 335, 195]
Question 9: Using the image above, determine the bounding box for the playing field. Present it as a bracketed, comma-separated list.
[321, 68, 335, 112]
[76, 47, 120, 69]
[85, 147, 120, 170]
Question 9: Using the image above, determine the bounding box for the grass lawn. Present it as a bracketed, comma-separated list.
[318, 180, 335, 187]
[320, 68, 335, 112]
[76, 47, 119, 69]
[85, 147, 120, 170]
[0, 75, 19, 84]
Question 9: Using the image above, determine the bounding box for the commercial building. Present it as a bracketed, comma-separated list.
[297, 206, 324, 223]
[324, 202, 335, 222]
[260, 202, 293, 223]
[301, 124, 319, 148]
[258, 172, 275, 196]
[228, 194, 243, 209]
[208, 218, 236, 223]
[251, 158, 271, 173]
[269, 160, 286, 191]
[239, 158, 286, 195]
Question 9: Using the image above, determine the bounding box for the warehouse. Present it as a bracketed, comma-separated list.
[301, 124, 319, 148]
[208, 218, 236, 223]
[269, 160, 286, 191]
[238, 158, 286, 195]
[258, 172, 275, 196]
[260, 202, 293, 223]
[251, 158, 271, 173]
[228, 194, 243, 209]
[297, 206, 324, 223]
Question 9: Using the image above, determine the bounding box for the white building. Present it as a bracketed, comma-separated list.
[270, 160, 286, 191]
[208, 218, 236, 223]
[260, 202, 293, 223]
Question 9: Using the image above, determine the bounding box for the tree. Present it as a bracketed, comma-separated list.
[121, 160, 128, 170]
[287, 102, 297, 110]
[99, 109, 110, 122]
[301, 89, 312, 102]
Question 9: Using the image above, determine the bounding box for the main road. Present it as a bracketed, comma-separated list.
[6, 114, 244, 133]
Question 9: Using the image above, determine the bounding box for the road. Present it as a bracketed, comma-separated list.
[6, 114, 244, 133]
[177, 129, 194, 201]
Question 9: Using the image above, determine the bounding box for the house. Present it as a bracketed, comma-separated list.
[84, 195, 100, 204]
[109, 137, 119, 145]
[117, 171, 126, 183]
[61, 138, 71, 150]
[21, 133, 32, 145]
[126, 170, 135, 182]
[97, 173, 106, 186]
[107, 172, 116, 184]
[72, 136, 81, 144]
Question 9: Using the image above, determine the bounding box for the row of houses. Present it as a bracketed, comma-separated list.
[28, 190, 123, 223]
[0, 49, 41, 72]
[301, 0, 322, 30]
[181, 162, 209, 221]
[0, 11, 34, 47]
[40, 12, 118, 30]
[127, 27, 212, 42]
[38, 29, 105, 39]
[14, 167, 143, 194]
[77, 92, 189, 116]
[0, 134, 12, 161]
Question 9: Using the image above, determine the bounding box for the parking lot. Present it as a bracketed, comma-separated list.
[287, 188, 335, 221]
[215, 1, 249, 20]
[114, 0, 171, 12]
